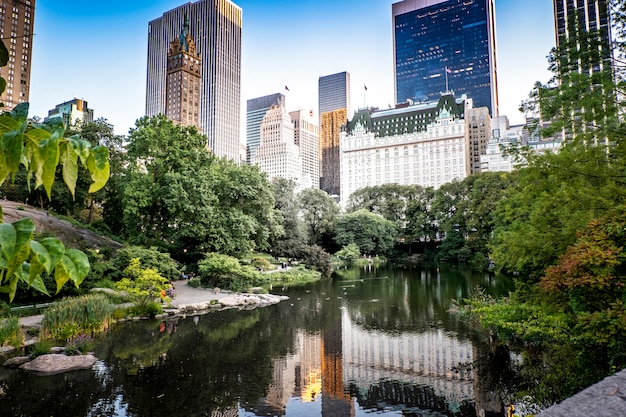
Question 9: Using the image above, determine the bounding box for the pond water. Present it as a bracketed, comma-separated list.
[0, 262, 515, 417]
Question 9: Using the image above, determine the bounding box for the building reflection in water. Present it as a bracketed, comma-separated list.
[252, 303, 494, 416]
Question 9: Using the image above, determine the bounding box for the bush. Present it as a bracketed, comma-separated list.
[30, 339, 53, 357]
[251, 256, 272, 271]
[273, 239, 332, 277]
[197, 253, 264, 291]
[0, 316, 24, 348]
[187, 278, 201, 288]
[111, 246, 181, 281]
[65, 334, 95, 355]
[41, 294, 114, 342]
[115, 258, 171, 310]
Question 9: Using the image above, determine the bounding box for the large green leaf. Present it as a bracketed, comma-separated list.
[38, 237, 65, 270]
[10, 103, 29, 123]
[0, 222, 16, 262]
[29, 240, 52, 273]
[67, 135, 91, 165]
[54, 255, 75, 293]
[1, 130, 24, 173]
[38, 136, 61, 199]
[59, 141, 79, 198]
[87, 146, 110, 193]
[64, 249, 90, 286]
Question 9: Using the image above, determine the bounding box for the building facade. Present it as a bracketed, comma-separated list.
[146, 0, 242, 162]
[290, 109, 320, 189]
[319, 71, 350, 197]
[392, 0, 498, 116]
[45, 98, 94, 127]
[246, 93, 286, 164]
[340, 94, 472, 203]
[553, 0, 612, 75]
[165, 16, 202, 128]
[255, 105, 302, 184]
[466, 107, 491, 174]
[0, 0, 34, 111]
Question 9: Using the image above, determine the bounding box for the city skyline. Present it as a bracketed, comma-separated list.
[27, 0, 553, 139]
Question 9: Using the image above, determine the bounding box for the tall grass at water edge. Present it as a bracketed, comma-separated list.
[41, 294, 114, 342]
[0, 316, 24, 348]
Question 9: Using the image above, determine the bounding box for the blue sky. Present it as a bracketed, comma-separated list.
[28, 0, 554, 138]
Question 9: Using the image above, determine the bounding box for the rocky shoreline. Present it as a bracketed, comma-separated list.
[1, 285, 289, 375]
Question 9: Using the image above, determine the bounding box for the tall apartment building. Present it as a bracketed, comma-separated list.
[165, 16, 202, 128]
[392, 0, 498, 116]
[246, 93, 285, 164]
[146, 0, 242, 162]
[319, 71, 350, 197]
[466, 107, 491, 174]
[290, 109, 320, 189]
[340, 94, 472, 203]
[44, 98, 94, 127]
[255, 105, 302, 184]
[0, 0, 35, 111]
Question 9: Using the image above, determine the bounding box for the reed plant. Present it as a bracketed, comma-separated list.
[0, 316, 24, 348]
[41, 294, 114, 343]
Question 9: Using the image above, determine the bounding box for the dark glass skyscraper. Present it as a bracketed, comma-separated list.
[393, 0, 498, 116]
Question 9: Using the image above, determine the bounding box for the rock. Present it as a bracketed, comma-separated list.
[3, 356, 31, 368]
[20, 353, 97, 375]
[50, 346, 65, 354]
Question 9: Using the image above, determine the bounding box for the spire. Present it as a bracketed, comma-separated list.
[179, 14, 190, 52]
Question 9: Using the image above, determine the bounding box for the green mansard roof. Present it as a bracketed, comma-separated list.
[344, 94, 467, 137]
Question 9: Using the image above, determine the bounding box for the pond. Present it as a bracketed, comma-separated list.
[0, 262, 515, 417]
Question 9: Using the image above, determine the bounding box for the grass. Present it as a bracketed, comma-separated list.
[41, 294, 115, 343]
[0, 316, 25, 348]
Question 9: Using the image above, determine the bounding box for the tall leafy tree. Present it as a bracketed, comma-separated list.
[121, 115, 280, 262]
[297, 188, 339, 250]
[335, 209, 398, 256]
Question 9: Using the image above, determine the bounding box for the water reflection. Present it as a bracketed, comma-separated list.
[0, 262, 513, 417]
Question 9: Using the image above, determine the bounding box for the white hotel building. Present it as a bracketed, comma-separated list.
[340, 94, 478, 203]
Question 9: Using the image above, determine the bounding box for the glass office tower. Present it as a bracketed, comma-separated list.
[393, 0, 498, 116]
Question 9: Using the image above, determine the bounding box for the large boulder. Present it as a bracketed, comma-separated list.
[19, 354, 97, 375]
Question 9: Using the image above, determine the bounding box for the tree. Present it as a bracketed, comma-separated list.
[116, 258, 170, 311]
[270, 178, 304, 245]
[297, 188, 339, 249]
[335, 209, 398, 256]
[0, 38, 110, 301]
[121, 116, 281, 261]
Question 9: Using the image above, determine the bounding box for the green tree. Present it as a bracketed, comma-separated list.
[297, 188, 339, 249]
[121, 115, 280, 261]
[197, 252, 261, 291]
[270, 178, 305, 245]
[335, 243, 361, 264]
[335, 209, 398, 256]
[116, 258, 170, 310]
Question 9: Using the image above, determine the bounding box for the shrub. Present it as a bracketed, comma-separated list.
[41, 294, 114, 342]
[187, 278, 201, 288]
[30, 339, 53, 357]
[197, 253, 263, 291]
[115, 258, 171, 310]
[110, 246, 181, 281]
[128, 301, 162, 318]
[251, 256, 272, 271]
[0, 317, 24, 348]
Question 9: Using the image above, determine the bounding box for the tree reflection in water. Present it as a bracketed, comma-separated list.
[0, 262, 519, 417]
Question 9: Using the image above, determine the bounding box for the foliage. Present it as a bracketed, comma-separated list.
[0, 316, 24, 348]
[197, 253, 264, 291]
[41, 294, 114, 342]
[297, 188, 339, 249]
[0, 39, 110, 303]
[270, 178, 304, 244]
[109, 246, 181, 282]
[251, 256, 272, 271]
[187, 277, 201, 288]
[335, 243, 361, 264]
[128, 301, 162, 318]
[272, 239, 332, 277]
[64, 333, 94, 355]
[335, 209, 398, 256]
[30, 339, 53, 357]
[436, 230, 472, 263]
[267, 266, 321, 288]
[121, 115, 281, 261]
[115, 258, 171, 310]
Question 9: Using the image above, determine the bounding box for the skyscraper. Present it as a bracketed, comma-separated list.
[146, 0, 242, 162]
[246, 93, 286, 165]
[553, 0, 612, 75]
[319, 71, 350, 197]
[290, 109, 320, 189]
[392, 0, 498, 116]
[255, 105, 302, 184]
[165, 15, 202, 128]
[0, 0, 35, 111]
